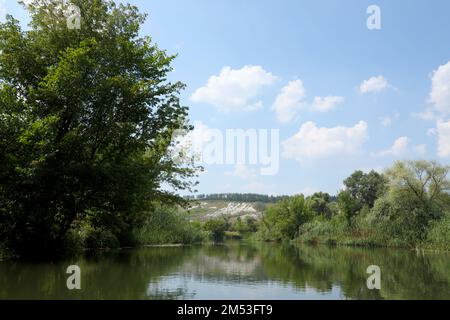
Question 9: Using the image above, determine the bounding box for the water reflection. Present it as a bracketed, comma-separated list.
[0, 242, 449, 300]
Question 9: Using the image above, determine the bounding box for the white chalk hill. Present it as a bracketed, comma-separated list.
[187, 201, 264, 221]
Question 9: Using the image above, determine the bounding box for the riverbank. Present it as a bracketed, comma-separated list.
[254, 162, 450, 255]
[295, 213, 450, 252]
[295, 237, 450, 253]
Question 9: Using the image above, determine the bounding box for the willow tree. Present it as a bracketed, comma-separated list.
[0, 0, 198, 255]
[371, 160, 450, 245]
[385, 160, 450, 215]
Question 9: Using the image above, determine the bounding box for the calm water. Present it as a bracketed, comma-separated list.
[1, 242, 450, 300]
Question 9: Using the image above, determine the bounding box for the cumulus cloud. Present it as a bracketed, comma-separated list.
[190, 65, 277, 113]
[437, 120, 450, 157]
[311, 96, 345, 112]
[373, 137, 409, 157]
[282, 121, 368, 161]
[427, 128, 437, 136]
[412, 110, 436, 121]
[380, 112, 400, 127]
[375, 137, 409, 157]
[272, 80, 344, 123]
[429, 60, 450, 114]
[380, 117, 393, 127]
[414, 61, 450, 121]
[272, 80, 306, 123]
[373, 136, 427, 157]
[360, 75, 390, 94]
[413, 144, 427, 155]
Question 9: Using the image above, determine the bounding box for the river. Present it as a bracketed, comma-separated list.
[1, 241, 449, 300]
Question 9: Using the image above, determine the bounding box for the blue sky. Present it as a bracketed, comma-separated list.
[3, 0, 450, 196]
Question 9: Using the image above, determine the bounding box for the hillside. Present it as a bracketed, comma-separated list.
[186, 200, 268, 222]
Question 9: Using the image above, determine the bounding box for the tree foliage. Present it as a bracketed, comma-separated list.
[369, 161, 450, 245]
[337, 190, 359, 226]
[203, 219, 227, 242]
[0, 0, 198, 255]
[190, 193, 289, 203]
[385, 160, 450, 216]
[308, 192, 334, 218]
[298, 161, 450, 248]
[343, 170, 386, 209]
[261, 195, 312, 241]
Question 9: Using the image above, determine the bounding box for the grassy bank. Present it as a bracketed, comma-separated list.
[135, 206, 206, 245]
[296, 211, 450, 251]
[73, 205, 252, 249]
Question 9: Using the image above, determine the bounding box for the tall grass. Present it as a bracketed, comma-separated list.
[297, 208, 450, 251]
[425, 214, 450, 251]
[135, 205, 206, 245]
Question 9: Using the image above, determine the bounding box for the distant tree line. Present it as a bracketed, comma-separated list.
[185, 193, 290, 203]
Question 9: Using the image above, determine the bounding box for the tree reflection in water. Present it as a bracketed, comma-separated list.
[0, 242, 449, 300]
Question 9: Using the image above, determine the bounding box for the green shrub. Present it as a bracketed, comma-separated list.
[224, 231, 243, 240]
[63, 229, 85, 253]
[260, 195, 312, 241]
[370, 195, 430, 247]
[298, 215, 347, 244]
[203, 219, 227, 242]
[0, 244, 10, 260]
[135, 205, 205, 245]
[232, 217, 258, 234]
[425, 214, 450, 250]
[84, 228, 120, 249]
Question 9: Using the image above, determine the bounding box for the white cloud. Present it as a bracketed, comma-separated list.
[380, 112, 400, 127]
[427, 128, 437, 136]
[282, 121, 368, 161]
[225, 164, 258, 180]
[373, 136, 409, 157]
[412, 110, 436, 121]
[311, 96, 344, 112]
[360, 75, 390, 94]
[373, 137, 427, 157]
[190, 65, 277, 113]
[272, 80, 344, 122]
[429, 60, 450, 114]
[437, 120, 450, 157]
[272, 80, 306, 123]
[415, 61, 450, 121]
[380, 117, 393, 127]
[413, 144, 427, 155]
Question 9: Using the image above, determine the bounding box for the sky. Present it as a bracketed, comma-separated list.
[2, 0, 450, 196]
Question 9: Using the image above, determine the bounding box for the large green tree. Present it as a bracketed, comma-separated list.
[343, 170, 386, 209]
[336, 170, 386, 226]
[0, 0, 197, 255]
[308, 192, 333, 219]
